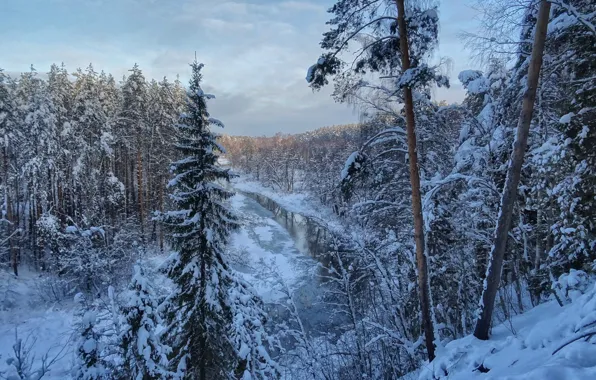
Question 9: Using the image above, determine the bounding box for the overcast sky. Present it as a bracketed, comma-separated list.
[1, 0, 480, 136]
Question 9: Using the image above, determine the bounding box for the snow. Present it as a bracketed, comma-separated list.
[458, 70, 483, 84]
[254, 225, 273, 242]
[231, 175, 346, 235]
[306, 56, 326, 82]
[398, 67, 420, 88]
[418, 277, 596, 380]
[459, 70, 490, 95]
[579, 125, 589, 141]
[227, 192, 306, 302]
[466, 77, 490, 95]
[341, 151, 361, 181]
[0, 270, 74, 379]
[559, 112, 574, 124]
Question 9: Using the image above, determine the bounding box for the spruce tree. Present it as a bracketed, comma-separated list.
[73, 293, 108, 380]
[120, 264, 171, 380]
[160, 60, 278, 379]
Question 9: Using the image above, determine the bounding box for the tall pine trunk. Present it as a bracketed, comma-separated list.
[159, 176, 164, 252]
[474, 0, 551, 340]
[137, 149, 145, 248]
[395, 0, 435, 361]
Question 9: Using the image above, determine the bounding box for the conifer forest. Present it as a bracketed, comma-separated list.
[0, 0, 595, 379]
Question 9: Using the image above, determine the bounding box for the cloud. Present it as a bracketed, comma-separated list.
[1, 0, 475, 137]
[200, 18, 255, 32]
[210, 85, 358, 136]
[279, 1, 326, 12]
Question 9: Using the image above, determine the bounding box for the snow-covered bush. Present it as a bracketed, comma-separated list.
[58, 224, 139, 296]
[0, 329, 62, 380]
[72, 293, 107, 380]
[71, 290, 125, 380]
[552, 269, 593, 304]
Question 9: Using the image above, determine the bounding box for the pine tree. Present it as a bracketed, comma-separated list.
[160, 60, 278, 379]
[17, 66, 60, 270]
[120, 264, 171, 380]
[119, 64, 148, 245]
[146, 77, 179, 250]
[307, 0, 450, 361]
[474, 0, 552, 340]
[0, 69, 20, 275]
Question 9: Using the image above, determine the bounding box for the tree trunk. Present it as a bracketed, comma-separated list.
[395, 0, 435, 361]
[124, 149, 130, 219]
[4, 147, 17, 276]
[159, 176, 164, 252]
[7, 191, 17, 276]
[15, 174, 22, 275]
[137, 149, 145, 248]
[474, 0, 551, 340]
[534, 207, 543, 272]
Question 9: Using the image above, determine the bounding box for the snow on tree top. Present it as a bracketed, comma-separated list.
[458, 70, 483, 84]
[559, 112, 574, 124]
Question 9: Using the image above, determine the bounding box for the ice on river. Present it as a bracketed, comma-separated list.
[228, 192, 320, 305]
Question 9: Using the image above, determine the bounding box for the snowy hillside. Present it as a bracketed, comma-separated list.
[418, 273, 596, 380]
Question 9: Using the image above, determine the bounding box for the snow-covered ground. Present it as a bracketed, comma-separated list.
[417, 277, 596, 380]
[0, 185, 332, 379]
[3, 178, 595, 379]
[0, 269, 75, 379]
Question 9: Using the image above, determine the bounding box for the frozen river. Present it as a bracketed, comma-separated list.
[228, 191, 342, 336]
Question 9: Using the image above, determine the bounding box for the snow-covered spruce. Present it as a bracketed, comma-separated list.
[157, 60, 279, 380]
[119, 264, 172, 380]
[72, 293, 110, 380]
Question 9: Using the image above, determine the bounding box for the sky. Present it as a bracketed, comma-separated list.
[1, 0, 480, 136]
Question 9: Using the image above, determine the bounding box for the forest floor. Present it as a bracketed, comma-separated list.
[0, 268, 75, 379]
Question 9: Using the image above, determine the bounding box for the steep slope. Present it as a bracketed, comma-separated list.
[418, 275, 596, 379]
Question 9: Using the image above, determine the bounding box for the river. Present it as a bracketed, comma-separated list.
[228, 189, 345, 338]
